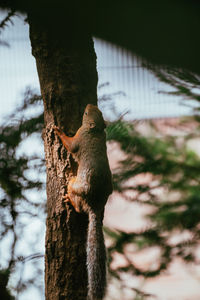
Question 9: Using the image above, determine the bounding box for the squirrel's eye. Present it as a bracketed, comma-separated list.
[85, 112, 88, 115]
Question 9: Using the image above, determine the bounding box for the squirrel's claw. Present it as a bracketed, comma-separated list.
[53, 125, 60, 131]
[63, 194, 81, 213]
[63, 194, 70, 202]
[53, 125, 63, 137]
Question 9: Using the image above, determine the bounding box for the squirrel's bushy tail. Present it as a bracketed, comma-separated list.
[87, 211, 107, 300]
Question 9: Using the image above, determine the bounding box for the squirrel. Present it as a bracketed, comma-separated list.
[53, 104, 113, 300]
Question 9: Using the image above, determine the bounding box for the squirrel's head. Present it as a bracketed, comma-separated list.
[82, 104, 106, 131]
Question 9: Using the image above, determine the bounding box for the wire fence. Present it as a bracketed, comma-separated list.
[0, 13, 199, 120]
[94, 38, 199, 120]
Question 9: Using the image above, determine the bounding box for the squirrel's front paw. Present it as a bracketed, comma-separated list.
[63, 194, 70, 202]
[53, 125, 59, 130]
[53, 125, 62, 135]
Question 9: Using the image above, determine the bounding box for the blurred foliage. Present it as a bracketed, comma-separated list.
[1, 86, 200, 299]
[0, 8, 16, 47]
[0, 88, 45, 299]
[105, 65, 200, 298]
[106, 119, 200, 279]
[0, 269, 14, 299]
[144, 64, 200, 113]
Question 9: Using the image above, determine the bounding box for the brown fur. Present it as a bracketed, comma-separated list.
[54, 104, 113, 300]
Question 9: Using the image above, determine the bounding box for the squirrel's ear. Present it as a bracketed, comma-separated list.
[89, 122, 96, 129]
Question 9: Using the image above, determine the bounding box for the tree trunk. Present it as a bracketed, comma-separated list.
[28, 15, 98, 300]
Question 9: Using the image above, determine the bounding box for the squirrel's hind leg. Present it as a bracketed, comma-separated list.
[63, 193, 82, 213]
[63, 177, 83, 213]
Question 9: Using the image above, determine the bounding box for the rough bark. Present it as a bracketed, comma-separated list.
[28, 16, 98, 300]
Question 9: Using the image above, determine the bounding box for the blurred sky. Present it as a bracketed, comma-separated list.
[0, 11, 199, 122]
